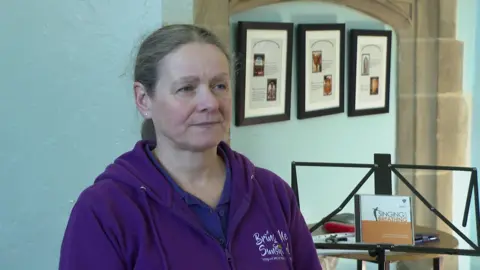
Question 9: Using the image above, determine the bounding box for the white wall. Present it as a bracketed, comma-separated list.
[0, 1, 163, 269]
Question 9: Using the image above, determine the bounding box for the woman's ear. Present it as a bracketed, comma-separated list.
[134, 82, 152, 119]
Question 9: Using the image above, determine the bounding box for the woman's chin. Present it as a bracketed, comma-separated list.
[185, 136, 224, 152]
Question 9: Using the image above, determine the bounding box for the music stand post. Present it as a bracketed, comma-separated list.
[291, 154, 480, 270]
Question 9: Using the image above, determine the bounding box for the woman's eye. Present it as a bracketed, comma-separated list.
[215, 83, 228, 90]
[178, 85, 194, 92]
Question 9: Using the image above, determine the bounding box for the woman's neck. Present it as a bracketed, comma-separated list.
[153, 140, 225, 187]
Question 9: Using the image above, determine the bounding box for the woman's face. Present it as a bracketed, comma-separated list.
[139, 42, 232, 151]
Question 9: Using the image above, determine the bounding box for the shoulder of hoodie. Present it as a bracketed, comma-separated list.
[70, 177, 139, 221]
[252, 166, 296, 204]
[230, 149, 296, 205]
[249, 166, 298, 225]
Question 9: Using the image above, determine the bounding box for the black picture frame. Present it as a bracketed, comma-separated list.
[234, 21, 294, 126]
[347, 29, 392, 117]
[296, 23, 346, 119]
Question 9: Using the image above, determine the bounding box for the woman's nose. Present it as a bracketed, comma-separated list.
[196, 85, 220, 111]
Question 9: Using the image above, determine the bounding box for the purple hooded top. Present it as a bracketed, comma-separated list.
[59, 140, 322, 270]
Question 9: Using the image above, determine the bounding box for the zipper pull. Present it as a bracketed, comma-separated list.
[224, 249, 234, 269]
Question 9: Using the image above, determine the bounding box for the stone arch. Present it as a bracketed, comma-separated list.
[194, 1, 467, 268]
[229, 0, 413, 33]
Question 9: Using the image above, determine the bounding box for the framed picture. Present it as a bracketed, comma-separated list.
[296, 24, 346, 119]
[347, 29, 392, 117]
[234, 21, 294, 126]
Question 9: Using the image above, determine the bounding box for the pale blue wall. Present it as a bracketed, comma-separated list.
[474, 0, 480, 185]
[457, 0, 478, 94]
[470, 1, 480, 269]
[455, 1, 478, 269]
[0, 1, 162, 269]
[230, 2, 397, 269]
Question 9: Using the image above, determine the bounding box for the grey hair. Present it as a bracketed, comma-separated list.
[134, 24, 232, 141]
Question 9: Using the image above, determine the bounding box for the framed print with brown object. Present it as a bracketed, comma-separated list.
[234, 21, 294, 126]
[347, 29, 392, 117]
[296, 23, 346, 119]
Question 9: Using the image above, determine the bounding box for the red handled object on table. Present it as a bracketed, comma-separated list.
[324, 221, 355, 233]
[323, 213, 355, 233]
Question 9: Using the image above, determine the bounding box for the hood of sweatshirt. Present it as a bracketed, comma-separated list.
[94, 140, 255, 210]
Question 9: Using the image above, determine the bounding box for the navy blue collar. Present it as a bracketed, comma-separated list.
[144, 144, 232, 206]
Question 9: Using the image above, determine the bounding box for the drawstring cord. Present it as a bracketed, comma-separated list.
[139, 185, 169, 270]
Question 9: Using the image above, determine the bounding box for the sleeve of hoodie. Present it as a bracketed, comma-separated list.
[285, 183, 322, 270]
[59, 186, 126, 270]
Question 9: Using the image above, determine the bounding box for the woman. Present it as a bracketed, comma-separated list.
[59, 24, 321, 270]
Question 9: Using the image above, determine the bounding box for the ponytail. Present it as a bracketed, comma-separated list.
[141, 119, 156, 142]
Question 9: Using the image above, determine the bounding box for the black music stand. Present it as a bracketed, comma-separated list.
[291, 153, 480, 270]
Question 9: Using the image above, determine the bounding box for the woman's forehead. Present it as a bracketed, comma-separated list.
[160, 44, 230, 82]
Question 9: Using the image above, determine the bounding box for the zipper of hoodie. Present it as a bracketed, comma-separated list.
[192, 217, 234, 269]
[141, 185, 234, 269]
[184, 219, 235, 270]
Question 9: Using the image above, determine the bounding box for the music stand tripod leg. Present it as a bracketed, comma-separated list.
[433, 257, 441, 270]
[370, 247, 387, 270]
[356, 260, 363, 270]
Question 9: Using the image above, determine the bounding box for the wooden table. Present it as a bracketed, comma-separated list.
[317, 226, 458, 270]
